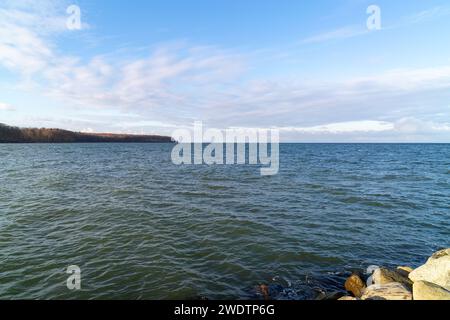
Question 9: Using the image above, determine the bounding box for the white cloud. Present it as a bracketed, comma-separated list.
[0, 2, 245, 118]
[35, 61, 450, 137]
[38, 46, 245, 117]
[200, 65, 450, 131]
[82, 127, 94, 133]
[0, 103, 15, 111]
[278, 118, 450, 134]
[280, 120, 394, 134]
[0, 0, 67, 76]
[394, 117, 450, 133]
[260, 118, 450, 142]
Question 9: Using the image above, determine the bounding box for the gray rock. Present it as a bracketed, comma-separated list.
[413, 280, 450, 300]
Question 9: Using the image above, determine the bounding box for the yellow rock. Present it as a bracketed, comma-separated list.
[373, 268, 413, 289]
[409, 248, 450, 290]
[345, 273, 366, 298]
[413, 281, 450, 300]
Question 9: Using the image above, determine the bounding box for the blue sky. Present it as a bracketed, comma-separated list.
[1, 0, 450, 141]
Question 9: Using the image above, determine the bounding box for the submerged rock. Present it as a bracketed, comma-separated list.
[315, 291, 345, 300]
[257, 284, 270, 300]
[361, 283, 412, 300]
[413, 281, 450, 300]
[254, 282, 320, 300]
[409, 248, 450, 290]
[344, 273, 366, 298]
[373, 268, 413, 289]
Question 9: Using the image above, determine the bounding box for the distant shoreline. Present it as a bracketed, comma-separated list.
[0, 123, 174, 143]
[1, 124, 449, 144]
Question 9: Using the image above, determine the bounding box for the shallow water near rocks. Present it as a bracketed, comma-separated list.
[0, 143, 449, 299]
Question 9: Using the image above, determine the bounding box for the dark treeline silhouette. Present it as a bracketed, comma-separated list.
[0, 123, 174, 143]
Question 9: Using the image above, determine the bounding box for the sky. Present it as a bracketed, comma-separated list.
[1, 0, 450, 142]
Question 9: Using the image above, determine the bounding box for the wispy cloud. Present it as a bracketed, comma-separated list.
[301, 5, 450, 46]
[301, 26, 368, 44]
[402, 5, 450, 25]
[40, 45, 245, 117]
[0, 1, 245, 122]
[203, 65, 450, 130]
[0, 102, 15, 111]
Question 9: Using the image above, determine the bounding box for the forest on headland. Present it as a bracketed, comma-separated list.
[0, 123, 174, 143]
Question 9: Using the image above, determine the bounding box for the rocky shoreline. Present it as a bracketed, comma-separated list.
[337, 248, 450, 300]
[255, 248, 450, 300]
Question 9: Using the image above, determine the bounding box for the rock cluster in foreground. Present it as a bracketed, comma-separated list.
[339, 248, 450, 300]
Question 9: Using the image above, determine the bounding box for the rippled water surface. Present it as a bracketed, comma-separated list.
[0, 143, 449, 299]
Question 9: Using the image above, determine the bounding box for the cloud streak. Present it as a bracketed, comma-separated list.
[301, 26, 368, 44]
[301, 4, 450, 46]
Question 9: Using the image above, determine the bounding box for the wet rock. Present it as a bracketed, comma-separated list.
[413, 281, 450, 300]
[338, 296, 360, 300]
[316, 291, 345, 300]
[344, 273, 366, 298]
[361, 283, 412, 300]
[396, 266, 414, 277]
[257, 284, 270, 300]
[373, 267, 413, 289]
[409, 248, 450, 290]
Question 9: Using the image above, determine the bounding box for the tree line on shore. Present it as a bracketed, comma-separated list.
[0, 123, 174, 143]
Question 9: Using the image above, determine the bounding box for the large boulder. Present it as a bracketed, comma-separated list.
[409, 248, 450, 290]
[361, 283, 412, 300]
[373, 267, 413, 289]
[345, 273, 366, 298]
[413, 281, 450, 300]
